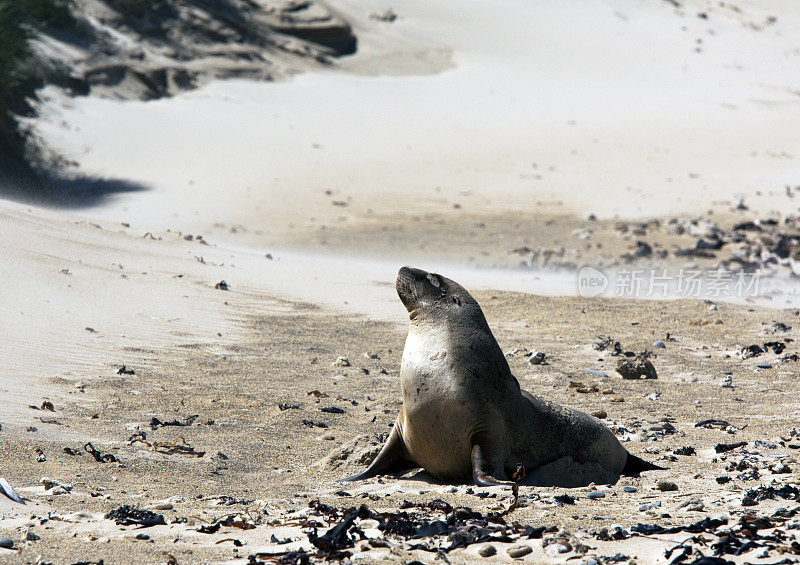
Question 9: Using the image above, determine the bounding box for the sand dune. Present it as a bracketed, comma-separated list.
[25, 0, 800, 242]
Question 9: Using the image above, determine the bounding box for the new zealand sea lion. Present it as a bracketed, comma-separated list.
[343, 266, 663, 487]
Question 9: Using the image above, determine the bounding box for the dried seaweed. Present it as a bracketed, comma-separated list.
[105, 505, 166, 528]
[84, 442, 118, 463]
[129, 433, 205, 457]
[150, 415, 198, 429]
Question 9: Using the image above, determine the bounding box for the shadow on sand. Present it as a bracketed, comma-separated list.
[0, 142, 148, 208]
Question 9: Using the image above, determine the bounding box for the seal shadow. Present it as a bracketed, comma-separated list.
[391, 469, 453, 485]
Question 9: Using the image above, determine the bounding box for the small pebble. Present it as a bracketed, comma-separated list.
[145, 502, 174, 511]
[528, 351, 546, 365]
[40, 477, 58, 490]
[686, 501, 705, 512]
[623, 486, 637, 493]
[657, 481, 678, 492]
[0, 538, 13, 549]
[507, 544, 533, 558]
[545, 543, 570, 557]
[453, 507, 473, 521]
[478, 544, 497, 557]
[586, 369, 609, 378]
[591, 409, 607, 419]
[756, 363, 772, 369]
[587, 491, 605, 499]
[332, 356, 351, 367]
[652, 340, 666, 348]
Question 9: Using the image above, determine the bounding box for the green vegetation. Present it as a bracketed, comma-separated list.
[0, 2, 33, 139]
[15, 0, 74, 27]
[105, 0, 165, 16]
[0, 0, 73, 143]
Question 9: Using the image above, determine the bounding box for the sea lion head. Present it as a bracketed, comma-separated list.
[396, 266, 479, 320]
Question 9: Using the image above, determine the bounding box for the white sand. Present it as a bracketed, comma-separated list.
[28, 0, 800, 237]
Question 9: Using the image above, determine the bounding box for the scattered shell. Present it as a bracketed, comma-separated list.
[0, 478, 24, 505]
[332, 356, 351, 367]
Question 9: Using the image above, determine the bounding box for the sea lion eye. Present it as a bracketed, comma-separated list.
[426, 274, 440, 288]
[452, 295, 461, 306]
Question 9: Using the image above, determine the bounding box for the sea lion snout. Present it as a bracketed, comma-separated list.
[396, 266, 439, 312]
[396, 266, 477, 315]
[396, 266, 416, 311]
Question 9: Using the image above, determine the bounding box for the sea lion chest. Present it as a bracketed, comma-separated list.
[398, 325, 475, 479]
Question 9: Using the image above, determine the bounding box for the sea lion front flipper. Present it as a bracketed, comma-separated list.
[470, 435, 513, 486]
[339, 425, 410, 482]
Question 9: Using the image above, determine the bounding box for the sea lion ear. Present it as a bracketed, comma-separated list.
[452, 295, 461, 306]
[426, 273, 441, 288]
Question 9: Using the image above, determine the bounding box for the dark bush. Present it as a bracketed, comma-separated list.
[0, 0, 74, 144]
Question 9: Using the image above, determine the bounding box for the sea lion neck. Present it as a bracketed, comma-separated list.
[407, 306, 439, 325]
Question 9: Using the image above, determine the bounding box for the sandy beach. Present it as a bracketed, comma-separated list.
[2, 0, 800, 563]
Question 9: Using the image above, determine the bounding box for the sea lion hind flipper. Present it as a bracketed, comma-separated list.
[339, 426, 411, 482]
[622, 452, 666, 476]
[470, 436, 513, 486]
